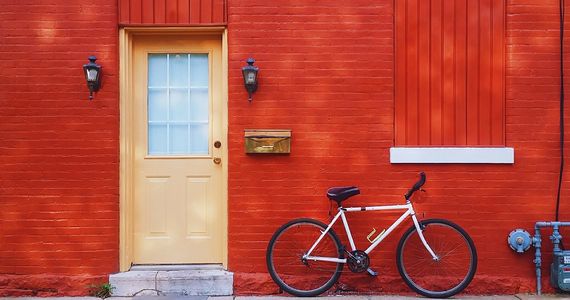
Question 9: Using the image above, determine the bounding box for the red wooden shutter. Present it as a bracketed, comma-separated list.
[119, 0, 226, 25]
[395, 0, 504, 146]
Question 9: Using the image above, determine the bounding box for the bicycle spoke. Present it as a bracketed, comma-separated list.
[267, 219, 343, 296]
[397, 220, 477, 298]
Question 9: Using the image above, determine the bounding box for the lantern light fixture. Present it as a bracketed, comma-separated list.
[241, 58, 259, 102]
[83, 56, 102, 100]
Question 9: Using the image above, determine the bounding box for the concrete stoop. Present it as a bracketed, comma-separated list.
[109, 265, 233, 296]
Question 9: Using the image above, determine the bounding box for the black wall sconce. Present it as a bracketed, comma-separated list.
[241, 58, 259, 102]
[83, 56, 102, 100]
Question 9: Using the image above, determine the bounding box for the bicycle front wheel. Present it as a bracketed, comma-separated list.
[396, 219, 477, 298]
[266, 218, 344, 296]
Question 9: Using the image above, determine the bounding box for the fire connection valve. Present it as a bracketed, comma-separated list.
[508, 229, 532, 253]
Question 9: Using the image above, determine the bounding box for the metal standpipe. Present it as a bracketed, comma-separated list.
[533, 221, 570, 295]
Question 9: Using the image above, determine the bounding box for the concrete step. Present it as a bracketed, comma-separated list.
[109, 265, 233, 297]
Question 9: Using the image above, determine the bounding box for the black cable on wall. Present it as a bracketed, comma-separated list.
[556, 0, 566, 221]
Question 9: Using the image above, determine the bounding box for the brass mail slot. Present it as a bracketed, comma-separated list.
[244, 129, 291, 154]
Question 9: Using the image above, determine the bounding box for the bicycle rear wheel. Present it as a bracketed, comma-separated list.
[396, 219, 477, 298]
[266, 218, 344, 296]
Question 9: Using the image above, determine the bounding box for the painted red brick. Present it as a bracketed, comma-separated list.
[0, 0, 119, 296]
[227, 0, 570, 295]
[1, 0, 570, 296]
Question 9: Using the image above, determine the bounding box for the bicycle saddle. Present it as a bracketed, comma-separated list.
[327, 186, 360, 203]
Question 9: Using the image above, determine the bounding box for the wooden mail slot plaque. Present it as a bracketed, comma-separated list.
[244, 129, 291, 154]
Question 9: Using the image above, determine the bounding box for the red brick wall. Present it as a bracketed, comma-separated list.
[0, 0, 119, 296]
[1, 0, 570, 296]
[228, 0, 570, 295]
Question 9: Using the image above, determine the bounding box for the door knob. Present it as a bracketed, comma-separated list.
[213, 157, 222, 164]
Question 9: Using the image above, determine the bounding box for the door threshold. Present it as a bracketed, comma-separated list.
[130, 264, 224, 271]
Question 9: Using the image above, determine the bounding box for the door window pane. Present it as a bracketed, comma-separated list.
[148, 53, 210, 156]
[148, 54, 167, 87]
[170, 125, 189, 154]
[149, 124, 167, 154]
[190, 124, 209, 154]
[170, 89, 189, 122]
[169, 54, 188, 87]
[190, 88, 208, 122]
[148, 89, 168, 122]
[190, 54, 209, 87]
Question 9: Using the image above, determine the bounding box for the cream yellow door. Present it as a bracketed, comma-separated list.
[132, 35, 224, 264]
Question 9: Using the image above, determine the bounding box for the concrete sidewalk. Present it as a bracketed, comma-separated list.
[3, 295, 570, 300]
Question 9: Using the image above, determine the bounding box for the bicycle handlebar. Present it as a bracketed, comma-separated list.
[404, 172, 426, 200]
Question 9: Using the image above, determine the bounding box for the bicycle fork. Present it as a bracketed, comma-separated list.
[411, 213, 440, 261]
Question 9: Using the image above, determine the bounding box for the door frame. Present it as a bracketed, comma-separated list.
[119, 27, 229, 271]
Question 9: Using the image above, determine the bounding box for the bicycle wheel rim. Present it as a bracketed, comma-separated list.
[398, 220, 476, 298]
[267, 220, 342, 296]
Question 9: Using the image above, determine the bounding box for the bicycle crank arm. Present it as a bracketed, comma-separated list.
[366, 268, 378, 276]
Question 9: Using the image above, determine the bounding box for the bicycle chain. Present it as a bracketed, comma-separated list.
[300, 249, 374, 274]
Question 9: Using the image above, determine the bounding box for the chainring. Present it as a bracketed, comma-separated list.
[347, 250, 370, 273]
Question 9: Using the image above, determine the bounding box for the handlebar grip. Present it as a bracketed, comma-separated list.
[405, 172, 426, 200]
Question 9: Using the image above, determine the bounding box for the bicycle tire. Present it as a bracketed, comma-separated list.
[266, 218, 344, 296]
[396, 219, 477, 298]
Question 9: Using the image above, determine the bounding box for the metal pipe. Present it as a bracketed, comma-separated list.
[552, 224, 563, 254]
[533, 225, 542, 295]
[532, 221, 570, 295]
[535, 221, 570, 228]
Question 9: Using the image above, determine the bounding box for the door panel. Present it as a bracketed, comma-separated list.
[132, 35, 224, 264]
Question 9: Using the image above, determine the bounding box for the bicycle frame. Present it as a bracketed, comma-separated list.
[304, 202, 438, 263]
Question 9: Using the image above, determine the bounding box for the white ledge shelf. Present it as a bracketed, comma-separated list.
[390, 147, 514, 164]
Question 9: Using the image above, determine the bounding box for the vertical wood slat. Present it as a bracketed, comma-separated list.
[131, 0, 142, 23]
[166, 0, 178, 23]
[142, 0, 154, 23]
[120, 0, 130, 24]
[212, 0, 224, 23]
[190, 0, 201, 24]
[406, 0, 419, 145]
[178, 0, 190, 23]
[430, 0, 443, 145]
[418, 0, 431, 145]
[479, 0, 492, 145]
[455, 0, 467, 145]
[154, 0, 166, 23]
[201, 0, 213, 23]
[442, 0, 455, 145]
[119, 0, 225, 25]
[394, 0, 408, 145]
[491, 0, 505, 145]
[395, 0, 504, 147]
[466, 0, 479, 145]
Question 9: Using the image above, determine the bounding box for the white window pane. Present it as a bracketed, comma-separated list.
[190, 88, 208, 122]
[190, 54, 208, 87]
[190, 124, 209, 154]
[170, 125, 189, 154]
[170, 89, 189, 122]
[148, 89, 168, 122]
[169, 54, 188, 87]
[148, 54, 167, 87]
[149, 124, 167, 155]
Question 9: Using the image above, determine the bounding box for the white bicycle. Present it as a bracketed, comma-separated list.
[266, 172, 477, 298]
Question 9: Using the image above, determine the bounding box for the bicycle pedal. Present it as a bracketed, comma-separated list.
[366, 268, 378, 277]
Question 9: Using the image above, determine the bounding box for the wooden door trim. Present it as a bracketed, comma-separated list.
[119, 27, 228, 271]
